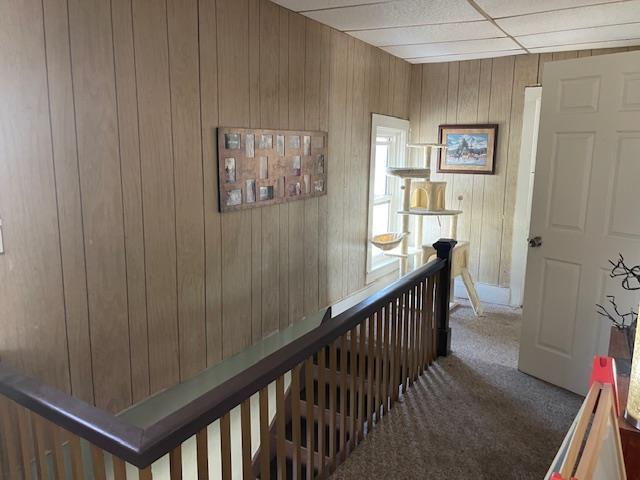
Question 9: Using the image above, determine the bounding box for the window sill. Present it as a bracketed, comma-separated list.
[366, 258, 398, 285]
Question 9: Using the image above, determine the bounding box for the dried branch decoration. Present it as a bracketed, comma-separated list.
[596, 254, 639, 330]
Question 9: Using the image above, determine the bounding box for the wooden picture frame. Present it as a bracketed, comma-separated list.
[437, 124, 498, 174]
[217, 127, 327, 212]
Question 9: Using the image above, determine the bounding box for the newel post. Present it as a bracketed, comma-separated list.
[434, 239, 456, 357]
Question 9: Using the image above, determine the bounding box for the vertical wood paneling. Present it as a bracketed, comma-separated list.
[132, 0, 179, 394]
[277, 7, 290, 329]
[112, 0, 150, 402]
[345, 41, 369, 294]
[199, 0, 222, 367]
[450, 60, 480, 244]
[217, 0, 252, 357]
[249, 0, 262, 344]
[478, 56, 514, 285]
[303, 19, 321, 314]
[288, 12, 306, 323]
[245, 0, 262, 345]
[327, 30, 349, 303]
[42, 0, 93, 404]
[468, 58, 493, 280]
[498, 54, 539, 286]
[260, 0, 281, 335]
[168, 0, 206, 380]
[340, 38, 355, 300]
[2, 0, 413, 411]
[318, 25, 331, 308]
[68, 0, 131, 410]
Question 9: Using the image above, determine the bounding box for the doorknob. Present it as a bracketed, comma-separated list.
[528, 236, 542, 248]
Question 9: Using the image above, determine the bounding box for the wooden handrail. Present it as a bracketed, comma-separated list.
[0, 239, 455, 469]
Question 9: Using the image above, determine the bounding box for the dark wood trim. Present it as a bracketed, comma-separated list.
[0, 241, 452, 469]
[0, 366, 144, 461]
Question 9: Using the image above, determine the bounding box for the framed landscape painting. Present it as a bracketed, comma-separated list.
[437, 124, 498, 174]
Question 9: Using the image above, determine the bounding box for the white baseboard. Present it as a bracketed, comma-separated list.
[454, 278, 511, 306]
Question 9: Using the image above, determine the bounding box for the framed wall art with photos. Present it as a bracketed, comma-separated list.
[437, 124, 498, 174]
[217, 127, 327, 213]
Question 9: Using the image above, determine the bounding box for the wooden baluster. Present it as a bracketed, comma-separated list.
[276, 375, 286, 480]
[317, 348, 326, 476]
[357, 322, 366, 443]
[16, 407, 36, 480]
[33, 415, 50, 478]
[240, 399, 252, 480]
[382, 301, 391, 415]
[430, 276, 436, 364]
[50, 423, 67, 479]
[0, 400, 19, 480]
[305, 357, 315, 479]
[259, 387, 270, 480]
[417, 281, 424, 375]
[391, 298, 399, 404]
[329, 341, 337, 470]
[90, 444, 107, 480]
[69, 433, 84, 479]
[421, 279, 429, 370]
[139, 466, 153, 480]
[196, 428, 209, 480]
[375, 308, 383, 423]
[291, 365, 302, 480]
[221, 412, 232, 480]
[113, 457, 128, 480]
[407, 287, 414, 387]
[402, 290, 410, 393]
[412, 282, 419, 383]
[366, 315, 374, 432]
[169, 446, 182, 480]
[339, 334, 348, 462]
[349, 326, 357, 451]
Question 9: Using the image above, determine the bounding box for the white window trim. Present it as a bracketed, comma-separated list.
[366, 114, 410, 284]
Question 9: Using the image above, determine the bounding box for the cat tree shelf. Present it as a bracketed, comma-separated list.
[397, 209, 462, 216]
[385, 167, 431, 179]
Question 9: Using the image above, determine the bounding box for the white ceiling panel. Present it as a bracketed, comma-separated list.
[348, 20, 504, 46]
[383, 37, 519, 58]
[497, 0, 640, 36]
[271, 0, 640, 64]
[518, 22, 640, 48]
[528, 38, 640, 52]
[303, 0, 483, 31]
[271, 0, 382, 11]
[474, 0, 622, 18]
[407, 49, 526, 63]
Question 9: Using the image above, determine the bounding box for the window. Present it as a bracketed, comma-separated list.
[366, 114, 409, 283]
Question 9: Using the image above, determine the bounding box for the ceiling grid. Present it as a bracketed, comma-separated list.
[271, 0, 640, 62]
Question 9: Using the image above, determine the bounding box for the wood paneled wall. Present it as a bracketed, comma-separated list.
[0, 0, 410, 411]
[409, 46, 640, 289]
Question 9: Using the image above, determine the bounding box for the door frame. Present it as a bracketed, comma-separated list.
[510, 85, 542, 307]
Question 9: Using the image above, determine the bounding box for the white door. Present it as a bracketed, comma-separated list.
[518, 51, 640, 395]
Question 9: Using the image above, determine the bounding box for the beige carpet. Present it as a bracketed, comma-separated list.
[331, 301, 582, 480]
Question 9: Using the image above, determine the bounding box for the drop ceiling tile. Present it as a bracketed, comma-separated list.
[497, 0, 640, 36]
[518, 23, 640, 48]
[382, 37, 519, 58]
[348, 20, 504, 46]
[303, 0, 483, 31]
[271, 0, 382, 11]
[407, 49, 526, 63]
[528, 38, 640, 52]
[474, 0, 621, 18]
